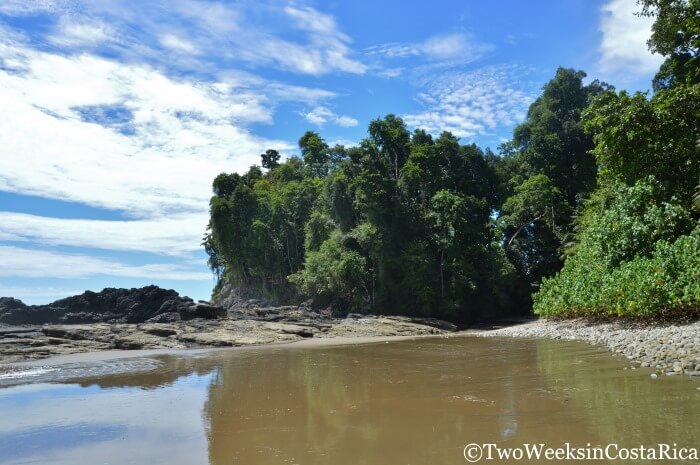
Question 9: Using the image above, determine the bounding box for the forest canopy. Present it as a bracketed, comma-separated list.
[204, 0, 699, 322]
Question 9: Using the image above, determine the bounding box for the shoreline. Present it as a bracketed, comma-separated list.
[3, 315, 699, 378]
[471, 318, 700, 377]
[0, 314, 454, 365]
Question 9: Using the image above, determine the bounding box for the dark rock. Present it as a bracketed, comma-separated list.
[178, 303, 226, 321]
[143, 326, 178, 337]
[0, 298, 27, 313]
[0, 286, 196, 325]
[41, 326, 94, 340]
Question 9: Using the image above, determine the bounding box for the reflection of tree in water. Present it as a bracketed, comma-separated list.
[203, 338, 623, 465]
[533, 338, 700, 448]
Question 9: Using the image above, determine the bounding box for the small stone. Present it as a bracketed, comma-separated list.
[650, 373, 658, 379]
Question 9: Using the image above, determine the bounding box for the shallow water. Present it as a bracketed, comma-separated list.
[0, 336, 698, 464]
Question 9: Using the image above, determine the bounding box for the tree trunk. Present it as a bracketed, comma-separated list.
[440, 249, 445, 300]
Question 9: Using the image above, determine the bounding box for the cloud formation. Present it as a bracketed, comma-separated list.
[0, 0, 366, 76]
[0, 33, 352, 218]
[367, 33, 492, 62]
[403, 65, 535, 139]
[0, 246, 211, 280]
[0, 212, 207, 256]
[302, 106, 359, 128]
[598, 0, 663, 75]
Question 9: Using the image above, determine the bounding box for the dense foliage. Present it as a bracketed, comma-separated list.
[205, 2, 699, 321]
[534, 0, 700, 319]
[205, 122, 522, 321]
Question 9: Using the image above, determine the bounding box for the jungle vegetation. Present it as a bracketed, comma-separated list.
[204, 0, 699, 321]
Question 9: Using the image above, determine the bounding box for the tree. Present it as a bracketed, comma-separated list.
[639, 0, 700, 89]
[261, 149, 280, 170]
[212, 172, 240, 198]
[368, 114, 411, 179]
[583, 85, 700, 202]
[499, 174, 569, 281]
[534, 2, 700, 319]
[288, 235, 370, 309]
[496, 68, 610, 291]
[511, 68, 609, 206]
[299, 131, 330, 177]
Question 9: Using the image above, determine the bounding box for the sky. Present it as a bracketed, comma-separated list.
[0, 0, 663, 304]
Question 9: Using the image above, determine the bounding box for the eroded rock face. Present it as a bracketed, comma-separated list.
[0, 286, 225, 325]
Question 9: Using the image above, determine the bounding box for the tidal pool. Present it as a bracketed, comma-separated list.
[0, 337, 698, 464]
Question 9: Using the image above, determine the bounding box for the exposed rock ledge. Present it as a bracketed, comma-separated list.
[0, 287, 457, 364]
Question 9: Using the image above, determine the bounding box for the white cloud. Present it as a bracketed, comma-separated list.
[0, 39, 296, 217]
[284, 5, 339, 36]
[377, 67, 403, 78]
[1, 0, 366, 76]
[0, 246, 210, 280]
[335, 115, 359, 128]
[598, 0, 663, 75]
[302, 106, 358, 127]
[403, 65, 535, 139]
[0, 212, 207, 256]
[275, 5, 365, 75]
[159, 34, 199, 54]
[49, 16, 114, 46]
[367, 33, 492, 62]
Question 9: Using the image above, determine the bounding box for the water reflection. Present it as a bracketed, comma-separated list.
[202, 338, 698, 464]
[0, 337, 697, 465]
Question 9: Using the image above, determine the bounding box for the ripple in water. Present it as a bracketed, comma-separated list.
[0, 357, 163, 387]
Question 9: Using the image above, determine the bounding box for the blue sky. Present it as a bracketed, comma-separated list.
[0, 0, 662, 304]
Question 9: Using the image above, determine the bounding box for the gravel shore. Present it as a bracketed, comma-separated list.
[476, 318, 700, 377]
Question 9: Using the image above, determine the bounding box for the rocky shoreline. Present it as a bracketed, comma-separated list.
[0, 307, 456, 364]
[474, 318, 700, 377]
[2, 287, 699, 376]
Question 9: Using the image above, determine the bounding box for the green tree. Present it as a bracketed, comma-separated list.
[260, 149, 280, 170]
[640, 0, 700, 90]
[368, 114, 411, 179]
[499, 174, 569, 281]
[299, 131, 330, 177]
[582, 86, 700, 199]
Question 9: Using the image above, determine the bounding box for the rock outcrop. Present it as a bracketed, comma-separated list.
[0, 286, 225, 325]
[0, 284, 459, 364]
